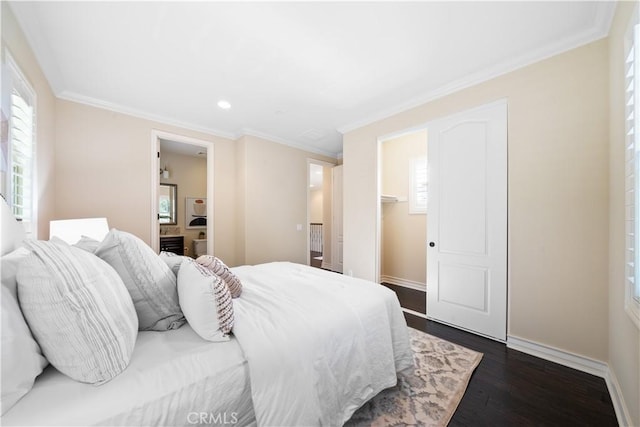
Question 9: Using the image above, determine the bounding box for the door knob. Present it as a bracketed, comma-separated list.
[429, 242, 435, 247]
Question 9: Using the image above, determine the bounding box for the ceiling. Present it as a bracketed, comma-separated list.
[9, 1, 615, 158]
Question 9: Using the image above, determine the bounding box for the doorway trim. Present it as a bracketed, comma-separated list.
[306, 158, 336, 266]
[150, 130, 214, 255]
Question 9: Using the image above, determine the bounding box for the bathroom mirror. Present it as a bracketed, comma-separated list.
[158, 183, 177, 225]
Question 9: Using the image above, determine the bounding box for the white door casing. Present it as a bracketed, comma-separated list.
[332, 165, 344, 273]
[426, 100, 508, 341]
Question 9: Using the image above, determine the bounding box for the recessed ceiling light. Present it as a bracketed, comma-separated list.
[217, 100, 231, 110]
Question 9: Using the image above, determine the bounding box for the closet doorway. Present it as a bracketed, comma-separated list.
[378, 130, 428, 318]
[150, 130, 214, 257]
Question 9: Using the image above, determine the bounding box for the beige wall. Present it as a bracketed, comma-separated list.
[608, 2, 640, 425]
[1, 3, 56, 239]
[381, 131, 427, 285]
[54, 99, 239, 265]
[344, 39, 610, 361]
[159, 150, 207, 258]
[238, 135, 336, 265]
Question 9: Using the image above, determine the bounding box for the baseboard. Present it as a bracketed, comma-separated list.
[605, 366, 633, 427]
[401, 307, 428, 319]
[507, 335, 633, 425]
[507, 335, 608, 377]
[380, 275, 426, 292]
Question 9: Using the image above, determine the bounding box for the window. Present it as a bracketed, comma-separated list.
[624, 12, 640, 328]
[1, 52, 36, 236]
[409, 156, 427, 214]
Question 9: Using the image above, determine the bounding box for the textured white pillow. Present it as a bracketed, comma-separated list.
[1, 279, 48, 415]
[17, 241, 138, 385]
[73, 235, 101, 253]
[196, 255, 243, 298]
[0, 246, 30, 298]
[177, 259, 234, 342]
[159, 251, 190, 277]
[1, 246, 47, 415]
[95, 229, 185, 331]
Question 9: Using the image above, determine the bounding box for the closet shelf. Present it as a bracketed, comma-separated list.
[381, 194, 399, 203]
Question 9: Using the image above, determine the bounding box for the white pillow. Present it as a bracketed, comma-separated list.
[177, 259, 234, 342]
[95, 229, 185, 331]
[0, 246, 30, 298]
[1, 286, 48, 415]
[17, 240, 138, 385]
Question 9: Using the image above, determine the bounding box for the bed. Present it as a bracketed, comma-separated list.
[0, 203, 413, 426]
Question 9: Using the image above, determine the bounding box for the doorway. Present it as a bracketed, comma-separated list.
[306, 159, 335, 270]
[378, 129, 428, 317]
[376, 100, 508, 341]
[150, 130, 214, 257]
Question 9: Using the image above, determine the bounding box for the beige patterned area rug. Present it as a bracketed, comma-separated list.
[346, 328, 483, 427]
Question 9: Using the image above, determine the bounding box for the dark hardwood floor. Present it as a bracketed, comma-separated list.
[385, 284, 618, 426]
[381, 282, 426, 314]
[310, 251, 323, 268]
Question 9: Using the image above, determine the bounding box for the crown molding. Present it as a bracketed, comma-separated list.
[8, 1, 64, 95]
[239, 128, 339, 159]
[337, 2, 616, 135]
[57, 91, 239, 141]
[59, 92, 340, 159]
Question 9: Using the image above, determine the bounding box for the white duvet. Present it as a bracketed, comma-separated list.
[231, 262, 413, 427]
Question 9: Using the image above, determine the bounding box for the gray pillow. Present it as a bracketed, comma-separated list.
[95, 229, 185, 331]
[73, 235, 101, 253]
[17, 240, 137, 385]
[159, 251, 191, 277]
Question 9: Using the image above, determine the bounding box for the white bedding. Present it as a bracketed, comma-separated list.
[2, 325, 255, 426]
[3, 262, 412, 427]
[231, 262, 413, 426]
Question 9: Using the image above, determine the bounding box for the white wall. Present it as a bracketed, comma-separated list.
[310, 188, 323, 223]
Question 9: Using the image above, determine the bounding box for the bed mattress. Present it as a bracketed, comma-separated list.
[2, 325, 254, 426]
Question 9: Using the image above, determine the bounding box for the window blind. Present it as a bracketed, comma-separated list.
[3, 53, 36, 236]
[410, 157, 427, 214]
[625, 21, 640, 313]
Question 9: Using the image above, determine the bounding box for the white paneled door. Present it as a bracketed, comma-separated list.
[426, 101, 507, 341]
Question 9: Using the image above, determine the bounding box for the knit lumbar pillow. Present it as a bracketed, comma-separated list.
[95, 229, 185, 331]
[196, 255, 242, 298]
[17, 240, 138, 385]
[177, 259, 234, 342]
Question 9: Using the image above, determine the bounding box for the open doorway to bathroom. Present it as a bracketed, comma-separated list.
[151, 130, 214, 258]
